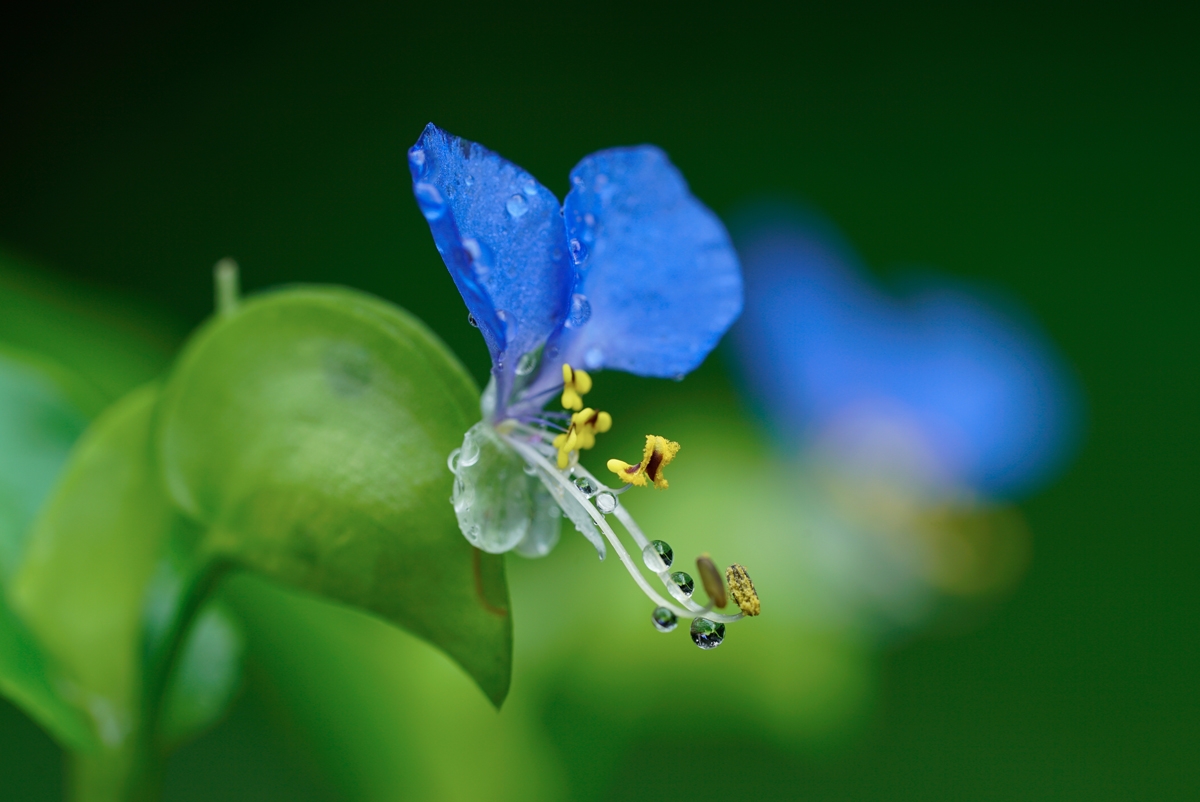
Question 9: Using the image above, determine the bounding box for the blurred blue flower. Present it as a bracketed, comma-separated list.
[734, 207, 1081, 500]
[409, 124, 752, 642]
[730, 206, 1082, 627]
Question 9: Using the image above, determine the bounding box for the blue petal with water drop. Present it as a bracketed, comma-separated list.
[550, 146, 743, 377]
[409, 124, 572, 387]
[732, 209, 1082, 498]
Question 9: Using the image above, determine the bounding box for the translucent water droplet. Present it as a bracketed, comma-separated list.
[414, 182, 446, 220]
[595, 492, 617, 514]
[523, 462, 538, 476]
[506, 194, 529, 218]
[408, 146, 427, 177]
[690, 617, 726, 650]
[465, 174, 475, 186]
[515, 351, 538, 376]
[668, 571, 694, 602]
[643, 540, 674, 571]
[568, 238, 589, 265]
[651, 607, 678, 633]
[462, 238, 482, 262]
[459, 434, 481, 468]
[447, 448, 462, 474]
[452, 477, 474, 513]
[584, 347, 603, 369]
[566, 293, 591, 328]
[522, 180, 538, 197]
[574, 476, 598, 497]
[467, 313, 478, 327]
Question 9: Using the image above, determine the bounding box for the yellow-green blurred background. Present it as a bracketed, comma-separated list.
[1, 2, 1194, 799]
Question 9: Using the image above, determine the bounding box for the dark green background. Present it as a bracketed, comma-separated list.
[2, 2, 1195, 798]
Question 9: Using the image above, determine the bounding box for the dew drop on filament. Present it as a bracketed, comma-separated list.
[690, 618, 725, 650]
[595, 492, 617, 514]
[651, 607, 678, 633]
[668, 571, 694, 603]
[642, 540, 674, 571]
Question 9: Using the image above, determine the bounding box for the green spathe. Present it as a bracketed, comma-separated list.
[155, 286, 512, 706]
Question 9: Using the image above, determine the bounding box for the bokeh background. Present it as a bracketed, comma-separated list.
[1, 2, 1195, 799]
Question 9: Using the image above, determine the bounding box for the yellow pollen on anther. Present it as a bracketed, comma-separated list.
[552, 425, 579, 469]
[570, 407, 613, 451]
[560, 363, 592, 411]
[606, 435, 680, 489]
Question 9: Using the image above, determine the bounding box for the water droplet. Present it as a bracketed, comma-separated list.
[584, 347, 604, 369]
[690, 617, 726, 650]
[522, 180, 538, 197]
[408, 146, 427, 177]
[515, 351, 539, 376]
[506, 194, 529, 218]
[568, 238, 589, 265]
[672, 373, 686, 382]
[584, 213, 595, 226]
[574, 476, 598, 497]
[467, 313, 478, 327]
[643, 540, 674, 571]
[651, 607, 678, 633]
[453, 477, 474, 513]
[595, 492, 617, 514]
[465, 174, 475, 186]
[414, 182, 446, 220]
[447, 448, 462, 474]
[668, 571, 694, 602]
[523, 462, 538, 476]
[462, 238, 482, 261]
[566, 293, 591, 328]
[459, 436, 481, 468]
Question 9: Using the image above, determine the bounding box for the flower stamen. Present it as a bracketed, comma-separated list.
[606, 435, 680, 488]
[560, 363, 593, 411]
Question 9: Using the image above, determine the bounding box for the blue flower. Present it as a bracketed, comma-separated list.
[409, 124, 754, 645]
[729, 206, 1082, 626]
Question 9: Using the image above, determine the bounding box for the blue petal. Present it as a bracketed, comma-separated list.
[548, 146, 742, 377]
[733, 209, 1081, 499]
[409, 124, 572, 386]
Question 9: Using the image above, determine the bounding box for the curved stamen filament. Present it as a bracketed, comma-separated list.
[573, 464, 744, 623]
[505, 433, 743, 625]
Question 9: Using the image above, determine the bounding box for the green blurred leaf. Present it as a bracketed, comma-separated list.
[0, 346, 104, 751]
[158, 602, 243, 748]
[0, 345, 98, 578]
[0, 248, 179, 401]
[12, 386, 176, 749]
[155, 286, 512, 705]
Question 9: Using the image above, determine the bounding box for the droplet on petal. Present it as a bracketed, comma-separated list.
[569, 238, 589, 265]
[690, 618, 725, 650]
[414, 182, 446, 220]
[506, 194, 529, 218]
[515, 351, 539, 376]
[595, 492, 617, 514]
[584, 347, 604, 369]
[651, 607, 678, 632]
[566, 293, 592, 328]
[408, 146, 427, 177]
[642, 540, 674, 571]
[668, 571, 694, 602]
[467, 313, 479, 327]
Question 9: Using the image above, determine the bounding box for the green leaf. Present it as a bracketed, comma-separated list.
[11, 386, 177, 750]
[0, 248, 178, 401]
[0, 346, 102, 751]
[157, 602, 244, 748]
[155, 286, 512, 705]
[0, 345, 99, 579]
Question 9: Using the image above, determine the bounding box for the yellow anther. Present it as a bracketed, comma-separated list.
[570, 407, 613, 450]
[726, 564, 760, 616]
[552, 426, 580, 469]
[560, 363, 592, 411]
[606, 435, 680, 489]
